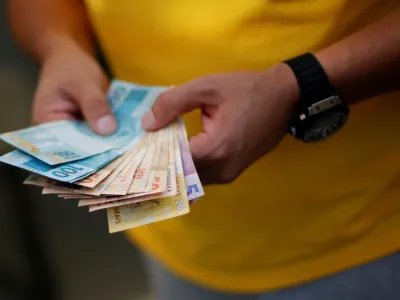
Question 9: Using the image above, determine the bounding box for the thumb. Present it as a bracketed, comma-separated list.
[142, 86, 204, 131]
[76, 84, 117, 135]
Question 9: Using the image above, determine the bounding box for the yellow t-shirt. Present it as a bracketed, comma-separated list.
[85, 0, 400, 293]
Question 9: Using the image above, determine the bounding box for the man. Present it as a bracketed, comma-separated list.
[8, 0, 400, 299]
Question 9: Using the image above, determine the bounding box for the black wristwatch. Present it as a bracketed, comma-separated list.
[284, 53, 349, 142]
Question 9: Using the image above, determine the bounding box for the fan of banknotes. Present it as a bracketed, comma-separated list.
[0, 80, 204, 233]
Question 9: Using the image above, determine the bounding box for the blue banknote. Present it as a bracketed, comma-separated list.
[1, 120, 120, 165]
[0, 150, 119, 182]
[0, 80, 166, 165]
[0, 81, 168, 182]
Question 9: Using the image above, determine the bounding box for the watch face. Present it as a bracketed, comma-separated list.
[303, 108, 349, 142]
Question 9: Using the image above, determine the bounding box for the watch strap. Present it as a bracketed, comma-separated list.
[284, 53, 337, 110]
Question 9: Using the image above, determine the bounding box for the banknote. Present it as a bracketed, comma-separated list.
[87, 162, 176, 212]
[130, 127, 169, 197]
[82, 122, 182, 211]
[177, 119, 204, 201]
[42, 188, 91, 197]
[103, 124, 174, 199]
[24, 147, 136, 196]
[79, 160, 175, 209]
[124, 125, 177, 198]
[101, 142, 147, 195]
[107, 80, 167, 134]
[0, 80, 203, 234]
[42, 188, 68, 195]
[60, 80, 165, 184]
[0, 120, 118, 165]
[95, 146, 141, 194]
[143, 130, 162, 193]
[24, 174, 102, 196]
[152, 127, 171, 194]
[127, 126, 178, 198]
[64, 196, 93, 199]
[2, 149, 120, 183]
[128, 133, 156, 194]
[0, 82, 168, 182]
[58, 194, 93, 199]
[41, 188, 98, 197]
[92, 120, 204, 208]
[166, 124, 177, 195]
[107, 124, 189, 233]
[73, 152, 128, 188]
[100, 138, 148, 195]
[81, 125, 179, 210]
[0, 81, 167, 165]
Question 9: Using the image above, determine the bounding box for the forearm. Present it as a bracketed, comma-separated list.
[316, 7, 400, 104]
[8, 0, 95, 62]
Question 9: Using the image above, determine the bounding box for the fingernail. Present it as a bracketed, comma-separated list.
[97, 115, 117, 135]
[142, 110, 156, 130]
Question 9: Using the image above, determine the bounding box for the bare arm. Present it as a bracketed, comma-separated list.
[316, 6, 400, 104]
[8, 0, 95, 62]
[8, 0, 117, 135]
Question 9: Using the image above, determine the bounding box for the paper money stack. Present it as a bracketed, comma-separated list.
[0, 80, 204, 233]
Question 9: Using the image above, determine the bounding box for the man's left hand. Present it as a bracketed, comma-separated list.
[142, 64, 299, 185]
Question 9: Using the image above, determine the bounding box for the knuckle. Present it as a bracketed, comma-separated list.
[154, 92, 169, 111]
[60, 77, 80, 92]
[83, 92, 105, 105]
[192, 75, 214, 87]
[81, 96, 111, 120]
[82, 94, 108, 111]
[199, 86, 219, 99]
[153, 91, 178, 122]
[191, 77, 219, 99]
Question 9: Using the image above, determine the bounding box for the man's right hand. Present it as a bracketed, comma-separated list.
[32, 39, 117, 135]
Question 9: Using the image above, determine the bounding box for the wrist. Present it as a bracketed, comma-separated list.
[39, 32, 95, 64]
[268, 63, 301, 113]
[282, 53, 350, 142]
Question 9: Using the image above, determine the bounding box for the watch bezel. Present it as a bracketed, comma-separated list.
[289, 101, 349, 142]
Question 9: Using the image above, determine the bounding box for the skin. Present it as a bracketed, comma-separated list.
[8, 0, 117, 135]
[32, 37, 114, 133]
[8, 0, 400, 185]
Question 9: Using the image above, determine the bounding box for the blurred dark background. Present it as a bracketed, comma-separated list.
[0, 2, 151, 299]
